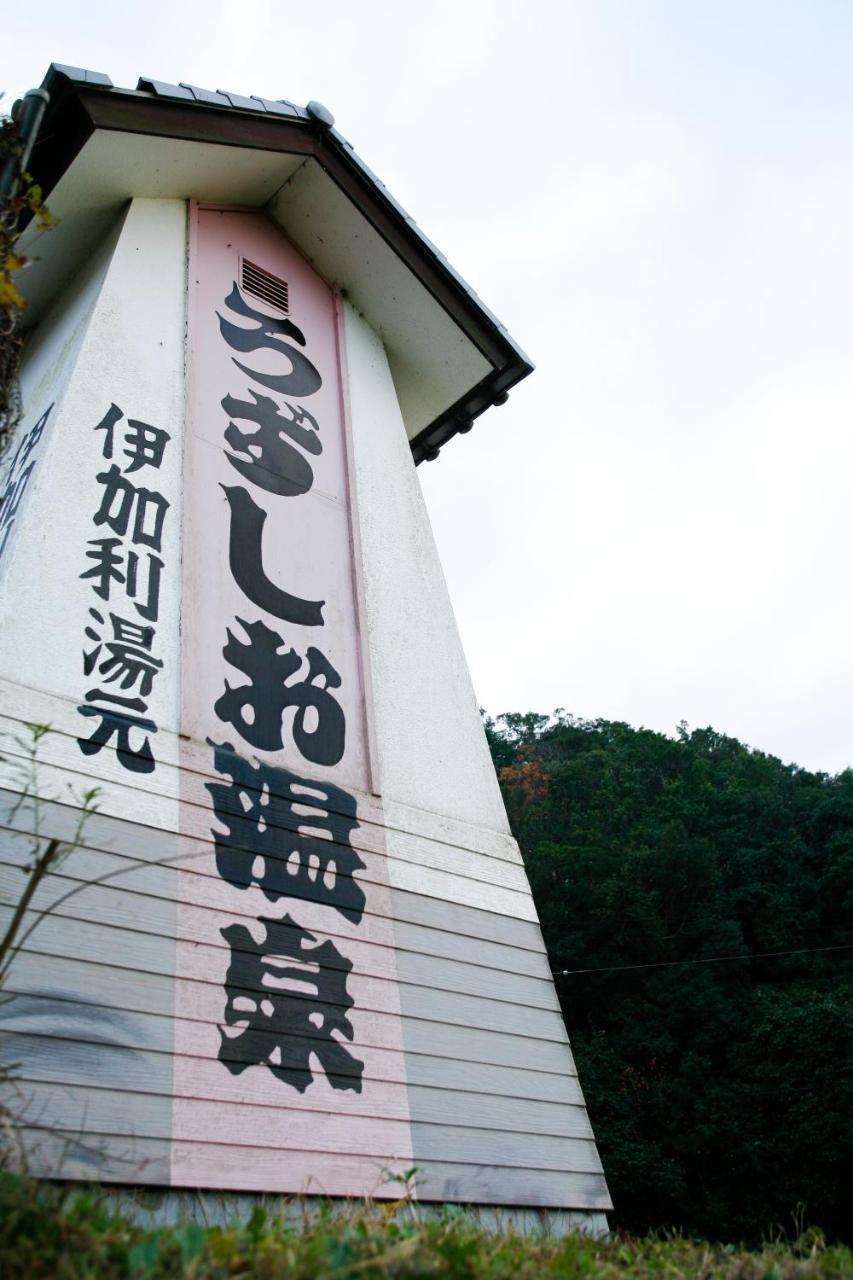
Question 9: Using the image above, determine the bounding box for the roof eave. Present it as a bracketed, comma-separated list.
[25, 63, 534, 463]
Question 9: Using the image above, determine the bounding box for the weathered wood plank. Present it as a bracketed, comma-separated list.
[16, 1126, 171, 1186]
[10, 1080, 601, 1177]
[11, 1080, 414, 1159]
[15, 1125, 611, 1207]
[0, 740, 538, 920]
[382, 795, 521, 865]
[0, 789, 548, 953]
[0, 705, 524, 889]
[0, 833, 553, 979]
[2, 961, 576, 1073]
[0, 680, 522, 867]
[406, 1053, 580, 1098]
[1, 915, 570, 1045]
[393, 915, 551, 980]
[1, 1031, 591, 1135]
[0, 1015, 582, 1101]
[0, 995, 404, 1089]
[411, 1124, 604, 1177]
[413, 1162, 612, 1211]
[0, 858, 561, 1012]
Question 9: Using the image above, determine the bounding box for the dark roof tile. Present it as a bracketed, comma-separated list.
[47, 63, 113, 88]
[215, 89, 260, 111]
[249, 95, 306, 118]
[136, 77, 195, 100]
[179, 83, 232, 107]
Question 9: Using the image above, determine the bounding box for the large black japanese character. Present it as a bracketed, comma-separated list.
[7, 403, 51, 473]
[207, 739, 366, 922]
[83, 608, 163, 695]
[222, 484, 324, 626]
[214, 617, 345, 765]
[0, 462, 36, 560]
[93, 465, 169, 551]
[95, 404, 171, 472]
[81, 538, 125, 600]
[80, 538, 163, 621]
[77, 705, 156, 773]
[223, 390, 321, 497]
[217, 283, 322, 398]
[218, 914, 363, 1093]
[0, 404, 53, 561]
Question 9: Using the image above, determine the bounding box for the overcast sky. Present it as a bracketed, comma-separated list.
[6, 0, 853, 774]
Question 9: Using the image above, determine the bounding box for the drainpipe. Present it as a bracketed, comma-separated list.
[0, 87, 50, 205]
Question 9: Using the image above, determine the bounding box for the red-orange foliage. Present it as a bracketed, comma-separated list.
[498, 745, 549, 807]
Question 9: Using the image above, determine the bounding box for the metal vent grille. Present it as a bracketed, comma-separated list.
[241, 258, 290, 314]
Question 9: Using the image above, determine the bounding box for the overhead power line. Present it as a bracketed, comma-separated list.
[553, 941, 853, 977]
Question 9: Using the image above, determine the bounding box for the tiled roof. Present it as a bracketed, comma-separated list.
[28, 63, 533, 463]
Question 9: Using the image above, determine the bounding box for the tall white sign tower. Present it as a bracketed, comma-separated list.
[0, 63, 610, 1229]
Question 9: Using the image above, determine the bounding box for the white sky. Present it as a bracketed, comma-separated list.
[6, 0, 853, 774]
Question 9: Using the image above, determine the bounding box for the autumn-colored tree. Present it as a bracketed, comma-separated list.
[499, 744, 550, 808]
[0, 97, 54, 461]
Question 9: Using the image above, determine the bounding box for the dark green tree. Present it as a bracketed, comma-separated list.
[487, 711, 853, 1242]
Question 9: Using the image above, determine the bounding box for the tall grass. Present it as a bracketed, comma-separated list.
[1, 1172, 850, 1279]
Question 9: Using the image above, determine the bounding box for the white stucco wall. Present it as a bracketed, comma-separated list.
[0, 198, 187, 819]
[17, 216, 120, 456]
[0, 212, 122, 569]
[342, 299, 511, 838]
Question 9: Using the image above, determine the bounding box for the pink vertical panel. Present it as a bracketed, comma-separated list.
[175, 207, 411, 1195]
[182, 208, 369, 789]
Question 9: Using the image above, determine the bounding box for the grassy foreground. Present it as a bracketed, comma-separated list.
[1, 1175, 851, 1279]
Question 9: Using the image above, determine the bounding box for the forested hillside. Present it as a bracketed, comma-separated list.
[485, 712, 853, 1243]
